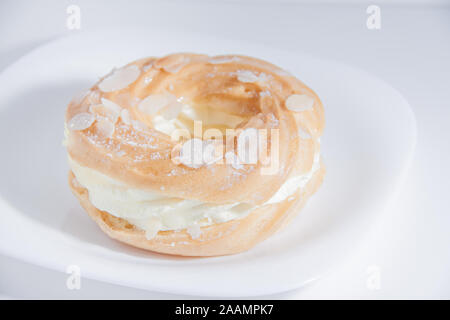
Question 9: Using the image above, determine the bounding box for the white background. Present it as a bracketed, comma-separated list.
[0, 0, 449, 299]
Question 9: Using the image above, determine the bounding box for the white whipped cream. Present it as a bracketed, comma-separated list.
[69, 153, 320, 238]
[265, 152, 321, 204]
[152, 104, 245, 136]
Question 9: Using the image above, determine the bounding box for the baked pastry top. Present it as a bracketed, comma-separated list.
[65, 53, 325, 256]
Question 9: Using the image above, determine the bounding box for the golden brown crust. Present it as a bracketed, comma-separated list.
[68, 163, 325, 257]
[66, 54, 324, 206]
[65, 53, 325, 256]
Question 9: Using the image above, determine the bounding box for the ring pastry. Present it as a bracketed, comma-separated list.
[64, 53, 325, 256]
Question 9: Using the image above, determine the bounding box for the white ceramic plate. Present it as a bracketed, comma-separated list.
[0, 29, 416, 297]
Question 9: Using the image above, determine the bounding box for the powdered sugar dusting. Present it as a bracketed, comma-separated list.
[98, 65, 141, 92]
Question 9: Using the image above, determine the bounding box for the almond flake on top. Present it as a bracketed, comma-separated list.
[236, 70, 260, 83]
[131, 120, 148, 132]
[285, 94, 314, 112]
[89, 102, 120, 124]
[236, 70, 271, 84]
[67, 112, 96, 131]
[138, 93, 182, 120]
[138, 94, 173, 115]
[161, 56, 190, 73]
[96, 118, 115, 139]
[98, 65, 141, 92]
[101, 98, 122, 113]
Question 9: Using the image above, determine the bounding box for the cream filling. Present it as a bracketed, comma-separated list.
[69, 154, 320, 239]
[265, 152, 320, 204]
[152, 104, 246, 136]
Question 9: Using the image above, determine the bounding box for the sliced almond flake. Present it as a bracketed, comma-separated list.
[163, 61, 188, 73]
[87, 90, 101, 105]
[89, 103, 120, 124]
[138, 94, 173, 115]
[96, 118, 115, 139]
[67, 112, 96, 131]
[186, 224, 202, 239]
[236, 70, 271, 84]
[101, 98, 122, 113]
[236, 70, 260, 83]
[131, 120, 148, 132]
[88, 103, 100, 113]
[285, 94, 314, 112]
[98, 65, 141, 92]
[155, 56, 190, 73]
[120, 109, 131, 125]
